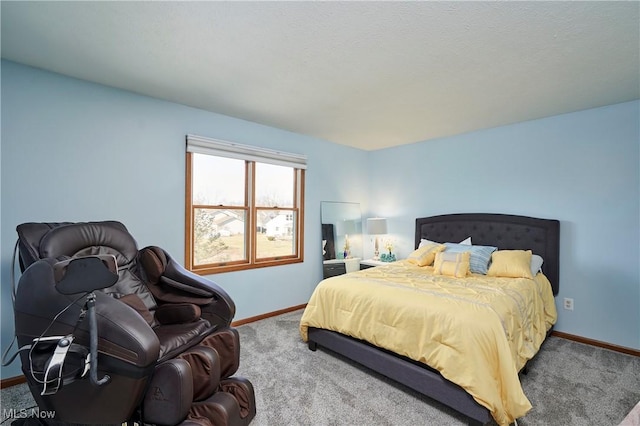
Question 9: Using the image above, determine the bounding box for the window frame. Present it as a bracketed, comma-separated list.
[185, 136, 305, 275]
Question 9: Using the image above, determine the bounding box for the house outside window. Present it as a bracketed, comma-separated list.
[185, 135, 306, 274]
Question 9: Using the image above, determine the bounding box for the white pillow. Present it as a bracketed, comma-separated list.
[530, 254, 544, 276]
[419, 237, 472, 248]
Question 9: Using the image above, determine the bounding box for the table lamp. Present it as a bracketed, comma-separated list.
[367, 218, 387, 260]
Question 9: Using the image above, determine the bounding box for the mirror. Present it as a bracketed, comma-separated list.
[321, 202, 362, 261]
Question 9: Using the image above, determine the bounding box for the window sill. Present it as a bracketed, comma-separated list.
[190, 257, 303, 275]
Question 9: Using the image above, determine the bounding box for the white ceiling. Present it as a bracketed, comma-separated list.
[2, 1, 639, 151]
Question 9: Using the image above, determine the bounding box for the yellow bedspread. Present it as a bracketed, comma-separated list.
[299, 260, 557, 425]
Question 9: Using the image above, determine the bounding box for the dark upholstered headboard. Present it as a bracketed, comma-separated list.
[415, 213, 560, 295]
[322, 223, 336, 261]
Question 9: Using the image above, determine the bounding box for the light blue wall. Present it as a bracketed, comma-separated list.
[2, 60, 638, 379]
[0, 60, 368, 378]
[367, 100, 640, 350]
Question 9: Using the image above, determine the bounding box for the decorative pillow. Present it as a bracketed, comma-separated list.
[530, 254, 544, 276]
[419, 237, 472, 248]
[459, 237, 472, 245]
[407, 243, 445, 266]
[487, 250, 533, 279]
[418, 238, 435, 248]
[433, 251, 470, 278]
[444, 243, 497, 275]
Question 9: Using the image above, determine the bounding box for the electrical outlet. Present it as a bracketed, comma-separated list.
[563, 298, 574, 311]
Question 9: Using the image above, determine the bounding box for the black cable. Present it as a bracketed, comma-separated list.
[86, 293, 109, 387]
[10, 239, 19, 304]
[2, 292, 88, 369]
[1, 241, 21, 366]
[28, 293, 88, 385]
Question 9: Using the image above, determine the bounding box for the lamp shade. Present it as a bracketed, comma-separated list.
[367, 218, 387, 235]
[335, 219, 357, 236]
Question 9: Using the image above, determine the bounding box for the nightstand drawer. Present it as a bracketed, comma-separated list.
[323, 263, 346, 278]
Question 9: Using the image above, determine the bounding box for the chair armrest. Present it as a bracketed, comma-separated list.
[139, 246, 236, 326]
[93, 292, 161, 368]
[159, 275, 214, 297]
[14, 259, 160, 369]
[162, 255, 236, 326]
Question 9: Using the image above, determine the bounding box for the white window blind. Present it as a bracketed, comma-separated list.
[186, 134, 307, 169]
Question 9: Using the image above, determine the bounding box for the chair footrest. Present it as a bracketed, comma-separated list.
[186, 377, 256, 426]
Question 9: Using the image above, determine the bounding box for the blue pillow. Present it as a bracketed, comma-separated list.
[444, 243, 497, 275]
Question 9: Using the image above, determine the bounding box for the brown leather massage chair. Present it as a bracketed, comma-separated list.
[10, 221, 256, 425]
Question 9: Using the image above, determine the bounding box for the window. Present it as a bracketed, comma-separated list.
[185, 135, 306, 274]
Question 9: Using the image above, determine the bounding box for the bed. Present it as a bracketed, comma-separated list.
[300, 213, 559, 426]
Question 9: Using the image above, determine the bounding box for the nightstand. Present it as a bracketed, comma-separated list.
[323, 258, 361, 278]
[360, 259, 390, 270]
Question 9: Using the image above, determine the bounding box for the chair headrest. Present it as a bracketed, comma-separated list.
[37, 222, 138, 266]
